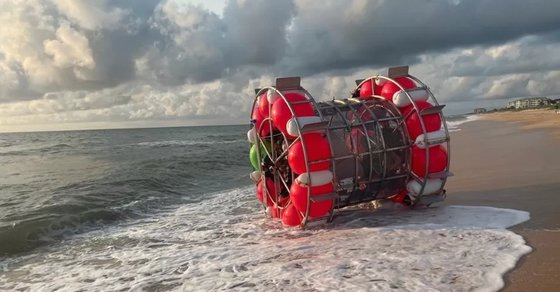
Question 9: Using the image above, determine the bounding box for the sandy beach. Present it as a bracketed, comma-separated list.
[445, 109, 560, 291]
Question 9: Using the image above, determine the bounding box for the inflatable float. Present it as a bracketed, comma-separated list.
[247, 66, 451, 227]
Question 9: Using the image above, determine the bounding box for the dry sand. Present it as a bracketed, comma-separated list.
[483, 109, 560, 138]
[444, 109, 560, 291]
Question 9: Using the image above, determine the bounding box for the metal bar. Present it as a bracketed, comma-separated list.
[405, 86, 429, 94]
[300, 121, 329, 133]
[357, 174, 409, 184]
[423, 137, 449, 147]
[274, 136, 300, 164]
[345, 100, 368, 203]
[289, 100, 313, 105]
[428, 171, 454, 179]
[310, 193, 339, 203]
[419, 105, 446, 116]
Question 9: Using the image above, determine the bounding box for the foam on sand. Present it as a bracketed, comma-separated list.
[0, 187, 530, 291]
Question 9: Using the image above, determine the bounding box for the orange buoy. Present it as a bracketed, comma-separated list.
[359, 79, 381, 100]
[290, 181, 333, 217]
[271, 92, 315, 136]
[288, 133, 331, 174]
[256, 177, 277, 207]
[380, 77, 416, 101]
[411, 145, 448, 176]
[402, 100, 442, 140]
[282, 203, 302, 226]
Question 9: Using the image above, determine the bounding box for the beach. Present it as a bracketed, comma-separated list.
[445, 109, 560, 291]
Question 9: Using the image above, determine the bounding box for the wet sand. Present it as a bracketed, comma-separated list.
[444, 109, 560, 291]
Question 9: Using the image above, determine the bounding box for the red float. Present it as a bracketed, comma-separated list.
[359, 80, 381, 99]
[390, 189, 409, 205]
[282, 203, 302, 226]
[380, 77, 416, 101]
[288, 133, 331, 174]
[411, 145, 448, 177]
[290, 181, 333, 218]
[256, 177, 277, 207]
[270, 197, 289, 218]
[257, 92, 270, 117]
[252, 108, 272, 137]
[271, 92, 315, 136]
[401, 100, 442, 140]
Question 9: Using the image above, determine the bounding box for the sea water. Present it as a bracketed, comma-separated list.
[0, 123, 529, 291]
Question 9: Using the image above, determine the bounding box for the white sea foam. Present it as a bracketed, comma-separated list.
[446, 115, 481, 132]
[0, 187, 530, 291]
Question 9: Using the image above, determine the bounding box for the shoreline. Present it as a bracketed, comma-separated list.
[446, 109, 560, 291]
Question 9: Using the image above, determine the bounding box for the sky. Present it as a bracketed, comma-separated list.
[1, 0, 560, 132]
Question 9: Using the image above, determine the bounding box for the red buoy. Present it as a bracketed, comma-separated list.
[270, 196, 289, 218]
[359, 80, 381, 100]
[282, 203, 302, 226]
[401, 100, 442, 140]
[257, 92, 270, 117]
[271, 92, 315, 136]
[390, 189, 409, 205]
[256, 177, 277, 207]
[288, 133, 331, 174]
[411, 145, 448, 176]
[380, 77, 416, 101]
[290, 181, 333, 217]
[252, 108, 272, 137]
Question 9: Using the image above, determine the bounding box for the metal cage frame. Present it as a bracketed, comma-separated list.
[249, 66, 451, 228]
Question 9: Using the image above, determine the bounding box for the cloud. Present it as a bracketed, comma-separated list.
[43, 22, 95, 70]
[1, 0, 560, 131]
[53, 0, 128, 31]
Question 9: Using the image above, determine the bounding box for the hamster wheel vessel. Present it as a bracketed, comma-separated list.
[247, 66, 451, 227]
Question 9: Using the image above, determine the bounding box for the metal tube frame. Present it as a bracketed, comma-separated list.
[249, 69, 450, 228]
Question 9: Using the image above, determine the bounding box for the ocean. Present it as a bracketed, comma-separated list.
[0, 125, 249, 256]
[0, 121, 530, 291]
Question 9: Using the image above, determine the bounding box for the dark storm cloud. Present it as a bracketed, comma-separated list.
[3, 0, 560, 98]
[283, 0, 560, 75]
[2, 0, 560, 129]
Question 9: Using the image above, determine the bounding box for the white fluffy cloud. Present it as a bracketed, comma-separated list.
[1, 0, 560, 131]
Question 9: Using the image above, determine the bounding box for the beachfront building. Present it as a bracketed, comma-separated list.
[507, 97, 551, 109]
[473, 108, 487, 114]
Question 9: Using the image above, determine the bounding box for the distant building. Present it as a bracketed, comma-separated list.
[507, 97, 551, 109]
[473, 108, 487, 114]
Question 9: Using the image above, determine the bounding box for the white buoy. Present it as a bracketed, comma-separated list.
[407, 179, 443, 195]
[247, 128, 257, 144]
[393, 88, 429, 108]
[249, 171, 261, 182]
[286, 116, 322, 137]
[414, 129, 447, 149]
[295, 170, 333, 186]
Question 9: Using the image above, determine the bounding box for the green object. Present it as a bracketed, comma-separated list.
[249, 141, 271, 169]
